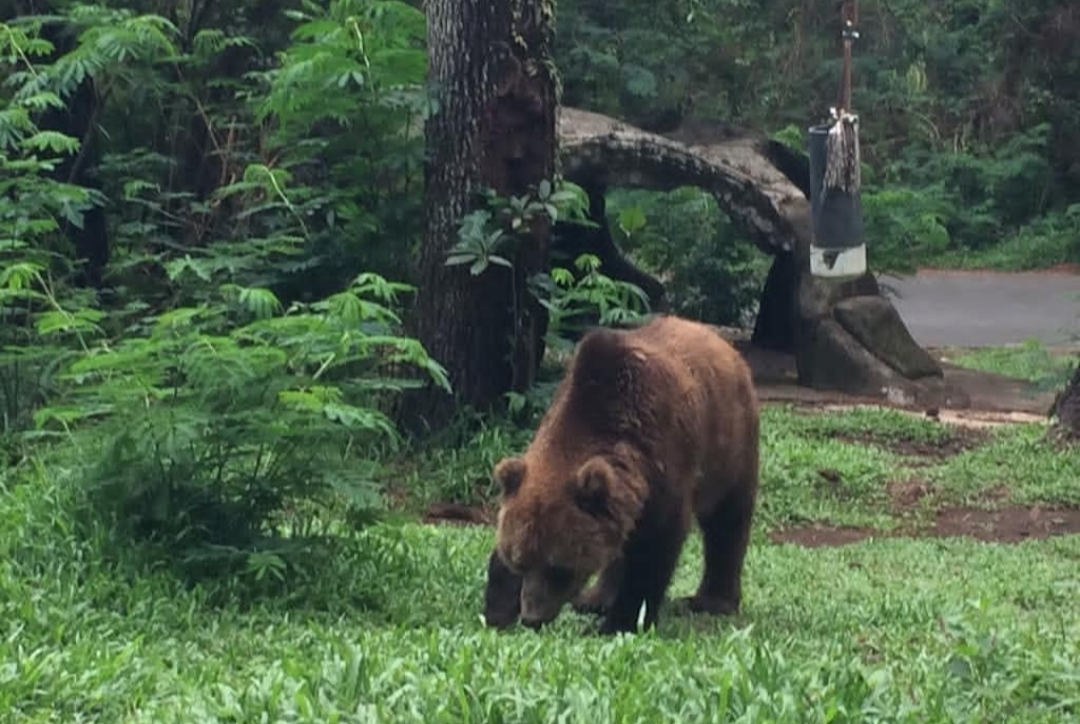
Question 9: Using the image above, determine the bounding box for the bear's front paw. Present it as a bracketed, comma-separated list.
[483, 550, 522, 629]
[678, 594, 739, 616]
[597, 617, 636, 635]
[572, 590, 609, 617]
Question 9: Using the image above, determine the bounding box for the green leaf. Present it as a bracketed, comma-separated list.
[20, 131, 80, 155]
[623, 63, 657, 97]
[34, 309, 105, 336]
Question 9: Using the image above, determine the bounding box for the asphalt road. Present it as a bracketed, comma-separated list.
[882, 270, 1080, 348]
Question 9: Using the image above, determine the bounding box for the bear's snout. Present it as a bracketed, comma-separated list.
[520, 576, 568, 626]
[521, 616, 547, 630]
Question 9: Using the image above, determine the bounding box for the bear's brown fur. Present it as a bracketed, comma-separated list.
[486, 314, 759, 634]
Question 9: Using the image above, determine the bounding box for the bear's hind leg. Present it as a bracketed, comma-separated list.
[684, 487, 755, 616]
[572, 558, 624, 617]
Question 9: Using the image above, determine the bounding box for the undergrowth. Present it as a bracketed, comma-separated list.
[3, 430, 1080, 722]
[947, 341, 1078, 388]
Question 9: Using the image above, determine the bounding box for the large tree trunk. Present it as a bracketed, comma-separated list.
[409, 0, 557, 431]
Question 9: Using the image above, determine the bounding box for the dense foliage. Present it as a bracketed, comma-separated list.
[560, 0, 1080, 276]
[1, 0, 448, 583]
[2, 0, 1078, 589]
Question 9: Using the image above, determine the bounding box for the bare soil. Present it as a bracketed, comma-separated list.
[771, 505, 1080, 547]
[827, 427, 990, 459]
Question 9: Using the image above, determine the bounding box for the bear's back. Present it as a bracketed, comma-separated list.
[536, 315, 758, 498]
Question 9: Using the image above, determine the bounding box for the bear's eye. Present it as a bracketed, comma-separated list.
[545, 565, 573, 589]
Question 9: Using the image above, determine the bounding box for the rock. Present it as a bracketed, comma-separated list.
[795, 271, 880, 324]
[833, 295, 942, 379]
[790, 268, 957, 406]
[795, 318, 967, 409]
[796, 317, 895, 392]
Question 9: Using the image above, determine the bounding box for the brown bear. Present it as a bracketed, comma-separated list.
[484, 314, 760, 634]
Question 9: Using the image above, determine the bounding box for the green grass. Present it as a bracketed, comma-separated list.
[925, 227, 1079, 272]
[945, 340, 1077, 386]
[395, 403, 1080, 526]
[3, 404, 1080, 723]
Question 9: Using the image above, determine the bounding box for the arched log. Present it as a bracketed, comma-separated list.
[556, 107, 952, 407]
[558, 108, 810, 258]
[552, 183, 666, 309]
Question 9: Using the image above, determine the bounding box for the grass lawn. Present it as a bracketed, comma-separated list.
[942, 340, 1077, 388]
[3, 405, 1079, 723]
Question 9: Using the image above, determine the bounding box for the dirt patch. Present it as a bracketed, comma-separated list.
[769, 524, 881, 548]
[829, 426, 990, 459]
[886, 478, 936, 509]
[930, 506, 1080, 543]
[420, 502, 493, 527]
[770, 505, 1080, 547]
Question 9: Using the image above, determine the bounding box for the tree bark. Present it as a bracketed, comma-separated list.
[409, 0, 557, 431]
[1049, 359, 1080, 440]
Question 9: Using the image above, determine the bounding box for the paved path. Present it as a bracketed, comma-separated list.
[882, 270, 1080, 348]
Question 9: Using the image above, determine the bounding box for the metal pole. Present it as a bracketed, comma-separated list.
[839, 0, 858, 113]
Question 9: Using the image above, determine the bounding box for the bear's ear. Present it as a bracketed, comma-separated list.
[573, 456, 616, 517]
[494, 457, 527, 496]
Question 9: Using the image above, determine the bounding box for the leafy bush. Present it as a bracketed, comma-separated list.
[861, 185, 953, 273]
[608, 186, 767, 327]
[0, 18, 112, 456]
[33, 272, 447, 584]
[445, 181, 652, 357]
[535, 253, 652, 354]
[2, 2, 443, 589]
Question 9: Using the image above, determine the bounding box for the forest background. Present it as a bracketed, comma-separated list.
[2, 0, 1078, 584]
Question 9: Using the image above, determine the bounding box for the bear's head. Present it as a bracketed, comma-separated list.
[492, 446, 647, 628]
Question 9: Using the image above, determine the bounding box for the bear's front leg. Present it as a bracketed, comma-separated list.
[483, 549, 522, 629]
[597, 532, 683, 634]
[572, 558, 624, 617]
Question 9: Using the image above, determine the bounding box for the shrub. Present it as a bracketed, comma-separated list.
[608, 187, 767, 327]
[35, 273, 447, 585]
